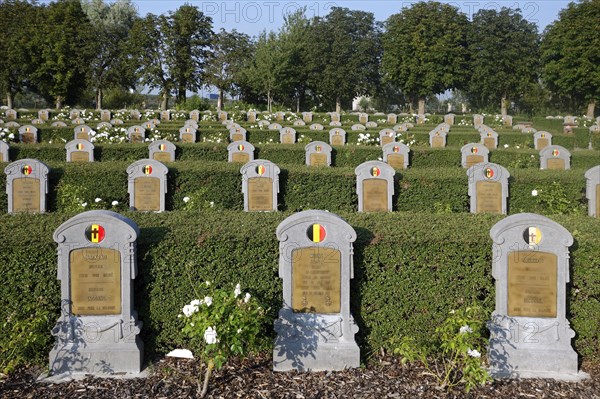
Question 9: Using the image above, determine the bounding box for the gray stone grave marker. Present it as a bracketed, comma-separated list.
[111, 119, 125, 126]
[294, 120, 306, 126]
[275, 111, 285, 121]
[126, 159, 168, 212]
[5, 121, 20, 128]
[269, 123, 282, 130]
[355, 161, 395, 212]
[160, 110, 170, 121]
[280, 127, 296, 144]
[467, 162, 509, 214]
[5, 109, 17, 120]
[97, 122, 112, 130]
[302, 112, 313, 123]
[100, 110, 111, 122]
[66, 139, 94, 162]
[310, 123, 324, 131]
[50, 210, 143, 375]
[540, 145, 570, 170]
[189, 109, 200, 121]
[305, 141, 332, 167]
[179, 126, 197, 143]
[149, 140, 175, 163]
[329, 112, 340, 123]
[387, 113, 397, 124]
[534, 131, 552, 151]
[218, 111, 228, 122]
[481, 130, 498, 149]
[488, 213, 587, 380]
[229, 127, 247, 142]
[31, 118, 44, 125]
[329, 128, 346, 146]
[444, 113, 455, 125]
[227, 141, 255, 163]
[382, 142, 410, 170]
[273, 210, 360, 371]
[130, 110, 141, 120]
[240, 160, 280, 212]
[38, 109, 49, 121]
[128, 126, 146, 144]
[351, 124, 366, 131]
[393, 124, 406, 132]
[585, 165, 600, 217]
[461, 143, 490, 169]
[184, 119, 198, 128]
[366, 121, 377, 128]
[429, 130, 447, 148]
[4, 159, 49, 213]
[69, 109, 81, 120]
[74, 125, 93, 141]
[257, 120, 269, 128]
[142, 121, 156, 130]
[358, 113, 368, 124]
[72, 117, 86, 125]
[473, 114, 484, 127]
[416, 114, 426, 124]
[379, 129, 396, 147]
[0, 141, 9, 162]
[247, 111, 257, 123]
[52, 121, 67, 128]
[18, 125, 38, 144]
[503, 115, 513, 127]
[329, 121, 341, 127]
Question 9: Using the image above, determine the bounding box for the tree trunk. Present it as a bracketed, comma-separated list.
[296, 96, 300, 113]
[418, 96, 425, 115]
[6, 92, 13, 109]
[587, 100, 596, 119]
[96, 88, 102, 110]
[217, 88, 224, 112]
[267, 89, 272, 113]
[55, 96, 63, 110]
[335, 96, 341, 114]
[161, 91, 168, 110]
[501, 95, 507, 116]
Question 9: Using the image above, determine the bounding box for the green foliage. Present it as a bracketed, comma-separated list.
[532, 181, 579, 215]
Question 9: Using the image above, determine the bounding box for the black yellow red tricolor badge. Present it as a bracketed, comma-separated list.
[484, 167, 494, 178]
[552, 149, 559, 156]
[371, 167, 381, 177]
[393, 146, 400, 153]
[76, 143, 84, 150]
[85, 224, 105, 243]
[541, 133, 546, 138]
[523, 227, 542, 245]
[143, 165, 152, 175]
[238, 144, 245, 151]
[487, 132, 492, 137]
[315, 145, 321, 152]
[307, 224, 326, 243]
[159, 143, 166, 151]
[257, 165, 266, 175]
[471, 146, 478, 154]
[22, 165, 32, 175]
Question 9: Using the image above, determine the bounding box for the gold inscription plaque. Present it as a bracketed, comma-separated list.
[76, 132, 89, 141]
[475, 181, 502, 214]
[232, 152, 249, 164]
[248, 177, 273, 211]
[309, 153, 327, 167]
[508, 251, 557, 317]
[483, 138, 496, 149]
[70, 248, 121, 315]
[181, 133, 194, 143]
[292, 247, 341, 313]
[134, 177, 161, 211]
[153, 152, 172, 163]
[596, 184, 600, 217]
[130, 133, 143, 143]
[21, 133, 35, 144]
[231, 133, 244, 142]
[363, 179, 388, 212]
[381, 136, 393, 146]
[547, 158, 565, 170]
[331, 135, 344, 146]
[466, 155, 484, 168]
[432, 137, 445, 148]
[12, 178, 40, 212]
[70, 151, 90, 162]
[536, 138, 549, 150]
[0, 153, 4, 162]
[387, 154, 405, 170]
[282, 134, 294, 144]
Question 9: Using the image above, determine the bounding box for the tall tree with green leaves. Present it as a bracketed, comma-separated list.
[541, 0, 600, 117]
[382, 1, 469, 115]
[467, 8, 539, 115]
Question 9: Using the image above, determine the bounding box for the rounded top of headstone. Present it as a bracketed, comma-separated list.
[148, 139, 175, 151]
[584, 165, 600, 178]
[305, 141, 332, 152]
[126, 158, 169, 176]
[539, 144, 571, 158]
[227, 140, 255, 151]
[382, 141, 410, 154]
[461, 142, 490, 155]
[4, 158, 49, 176]
[354, 160, 395, 178]
[53, 210, 140, 244]
[276, 210, 356, 243]
[65, 139, 95, 150]
[240, 159, 280, 176]
[490, 213, 573, 247]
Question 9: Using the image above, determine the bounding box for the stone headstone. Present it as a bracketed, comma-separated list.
[280, 127, 296, 144]
[69, 109, 81, 120]
[481, 130, 498, 149]
[247, 111, 257, 123]
[128, 126, 146, 144]
[358, 113, 368, 124]
[74, 125, 93, 141]
[240, 160, 280, 212]
[429, 130, 447, 148]
[66, 139, 94, 162]
[130, 110, 141, 120]
[584, 166, 600, 217]
[258, 120, 269, 128]
[366, 121, 378, 128]
[416, 114, 426, 125]
[305, 141, 332, 167]
[473, 114, 484, 127]
[217, 111, 227, 122]
[589, 125, 600, 133]
[461, 143, 490, 169]
[382, 142, 410, 170]
[503, 115, 513, 127]
[387, 114, 397, 124]
[329, 128, 346, 146]
[540, 145, 570, 170]
[100, 109, 111, 122]
[351, 124, 365, 131]
[149, 118, 160, 126]
[393, 124, 406, 132]
[5, 121, 20, 128]
[179, 126, 197, 143]
[31, 118, 44, 125]
[329, 121, 341, 127]
[97, 122, 112, 130]
[72, 117, 86, 125]
[354, 161, 395, 212]
[126, 159, 168, 212]
[302, 112, 313, 123]
[4, 159, 49, 213]
[38, 109, 49, 121]
[149, 140, 175, 163]
[229, 127, 247, 142]
[143, 121, 156, 130]
[187, 109, 199, 122]
[294, 120, 306, 127]
[5, 109, 17, 120]
[534, 131, 552, 151]
[50, 210, 143, 375]
[160, 110, 170, 121]
[488, 213, 586, 380]
[0, 141, 9, 162]
[310, 123, 324, 131]
[563, 115, 576, 125]
[329, 112, 340, 123]
[184, 119, 198, 128]
[227, 141, 255, 163]
[379, 129, 396, 147]
[273, 210, 360, 371]
[467, 162, 509, 214]
[18, 125, 38, 144]
[52, 121, 67, 128]
[444, 114, 455, 125]
[269, 123, 283, 130]
[275, 111, 285, 121]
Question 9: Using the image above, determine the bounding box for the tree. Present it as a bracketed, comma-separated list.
[204, 29, 252, 111]
[466, 8, 539, 115]
[382, 1, 469, 115]
[541, 0, 600, 117]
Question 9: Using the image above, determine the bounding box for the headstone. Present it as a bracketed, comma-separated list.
[179, 126, 197, 143]
[100, 110, 111, 122]
[5, 121, 20, 128]
[294, 120, 306, 126]
[4, 159, 49, 213]
[280, 127, 296, 144]
[358, 113, 368, 124]
[159, 110, 170, 121]
[503, 115, 513, 127]
[186, 110, 198, 122]
[416, 114, 426, 124]
[522, 127, 536, 134]
[540, 145, 570, 170]
[305, 141, 332, 167]
[31, 118, 44, 125]
[149, 140, 175, 162]
[488, 213, 586, 380]
[72, 117, 85, 125]
[69, 109, 81, 120]
[534, 131, 552, 151]
[217, 111, 227, 122]
[393, 124, 407, 132]
[52, 121, 67, 128]
[379, 129, 396, 147]
[354, 161, 395, 212]
[467, 162, 509, 214]
[130, 110, 141, 120]
[563, 115, 576, 125]
[127, 159, 168, 212]
[258, 120, 269, 128]
[74, 125, 93, 141]
[329, 128, 346, 146]
[302, 112, 313, 123]
[97, 122, 112, 130]
[273, 210, 360, 371]
[461, 143, 490, 168]
[329, 112, 340, 123]
[229, 127, 247, 142]
[268, 123, 282, 130]
[310, 123, 324, 131]
[184, 119, 198, 128]
[382, 142, 410, 170]
[481, 130, 498, 149]
[50, 210, 143, 375]
[589, 125, 600, 133]
[429, 130, 447, 148]
[38, 109, 49, 121]
[247, 111, 257, 123]
[5, 109, 17, 120]
[584, 166, 600, 217]
[444, 113, 455, 125]
[366, 121, 378, 128]
[0, 141, 9, 162]
[66, 139, 94, 162]
[128, 126, 146, 144]
[275, 111, 285, 121]
[149, 118, 161, 126]
[227, 141, 255, 163]
[240, 160, 280, 212]
[351, 124, 366, 131]
[473, 114, 484, 127]
[387, 114, 397, 124]
[18, 125, 38, 144]
[328, 121, 341, 127]
[597, 116, 600, 125]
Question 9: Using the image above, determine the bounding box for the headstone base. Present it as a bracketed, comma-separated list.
[49, 340, 143, 375]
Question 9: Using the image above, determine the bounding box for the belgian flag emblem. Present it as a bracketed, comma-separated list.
[186, 128, 190, 132]
[487, 132, 492, 137]
[335, 130, 339, 134]
[159, 143, 166, 151]
[484, 167, 494, 179]
[523, 227, 542, 246]
[315, 145, 321, 152]
[22, 165, 32, 175]
[371, 167, 381, 177]
[307, 224, 326, 243]
[26, 127, 30, 132]
[541, 133, 546, 138]
[388, 131, 394, 137]
[471, 146, 478, 154]
[143, 165, 153, 175]
[552, 149, 559, 157]
[81, 127, 85, 132]
[76, 143, 84, 150]
[237, 144, 245, 151]
[393, 146, 400, 153]
[85, 224, 105, 243]
[256, 165, 266, 175]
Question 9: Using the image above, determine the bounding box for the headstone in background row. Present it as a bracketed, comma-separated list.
[382, 142, 410, 170]
[330, 112, 340, 123]
[38, 109, 49, 121]
[160, 110, 170, 121]
[280, 127, 296, 144]
[69, 109, 81, 120]
[5, 121, 20, 128]
[97, 122, 112, 130]
[247, 111, 257, 123]
[310, 123, 324, 131]
[218, 111, 227, 122]
[0, 141, 9, 162]
[100, 109, 111, 122]
[522, 126, 536, 134]
[294, 120, 306, 126]
[563, 115, 576, 125]
[351, 124, 366, 131]
[366, 121, 378, 128]
[503, 115, 513, 127]
[18, 125, 38, 144]
[429, 130, 447, 148]
[302, 112, 313, 123]
[111, 118, 124, 125]
[0, 118, 4, 125]
[188, 109, 199, 122]
[5, 109, 17, 120]
[31, 118, 44, 125]
[130, 109, 141, 120]
[488, 213, 587, 380]
[534, 131, 552, 151]
[589, 125, 600, 133]
[329, 128, 346, 146]
[52, 121, 67, 128]
[305, 141, 332, 167]
[355, 161, 395, 212]
[184, 119, 198, 128]
[461, 143, 489, 169]
[128, 126, 146, 144]
[273, 210, 360, 371]
[66, 139, 94, 162]
[229, 127, 247, 142]
[467, 162, 509, 215]
[416, 114, 426, 125]
[149, 140, 175, 163]
[179, 126, 197, 143]
[74, 125, 93, 141]
[240, 160, 280, 212]
[275, 111, 285, 121]
[540, 145, 570, 170]
[585, 165, 600, 217]
[227, 141, 255, 164]
[50, 210, 143, 375]
[393, 124, 406, 132]
[481, 130, 498, 149]
[473, 114, 484, 127]
[329, 121, 342, 127]
[387, 113, 397, 124]
[72, 117, 85, 125]
[150, 118, 161, 126]
[258, 120, 269, 128]
[4, 159, 49, 213]
[126, 159, 168, 212]
[436, 123, 450, 133]
[597, 116, 600, 125]
[444, 113, 455, 125]
[358, 113, 368, 124]
[379, 129, 396, 147]
[269, 123, 282, 130]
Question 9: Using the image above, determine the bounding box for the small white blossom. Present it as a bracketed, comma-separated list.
[205, 281, 211, 286]
[183, 196, 190, 203]
[190, 299, 202, 307]
[503, 144, 509, 148]
[531, 189, 538, 197]
[237, 328, 242, 334]
[459, 325, 473, 334]
[234, 283, 241, 298]
[204, 326, 218, 344]
[244, 292, 251, 303]
[467, 348, 481, 358]
[204, 296, 213, 307]
[81, 202, 87, 207]
[111, 200, 119, 206]
[209, 201, 215, 207]
[94, 197, 102, 203]
[182, 304, 197, 317]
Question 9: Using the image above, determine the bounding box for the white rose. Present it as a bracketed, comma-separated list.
[182, 304, 196, 317]
[183, 196, 190, 203]
[81, 202, 87, 207]
[204, 326, 218, 345]
[112, 200, 119, 206]
[204, 296, 213, 307]
[459, 325, 473, 334]
[244, 293, 251, 303]
[234, 283, 241, 298]
[531, 189, 538, 197]
[467, 348, 481, 358]
[94, 197, 102, 203]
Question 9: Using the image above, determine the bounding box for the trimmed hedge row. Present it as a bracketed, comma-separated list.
[1, 211, 599, 365]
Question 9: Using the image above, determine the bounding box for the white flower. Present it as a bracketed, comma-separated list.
[467, 348, 481, 358]
[204, 326, 218, 344]
[459, 325, 473, 334]
[182, 304, 197, 317]
[237, 328, 242, 334]
[503, 144, 509, 148]
[531, 189, 538, 197]
[81, 202, 87, 207]
[244, 293, 251, 303]
[94, 197, 102, 203]
[516, 145, 520, 149]
[204, 296, 213, 307]
[205, 281, 211, 286]
[112, 200, 119, 206]
[234, 283, 241, 298]
[190, 299, 202, 307]
[183, 196, 190, 203]
[8, 133, 14, 139]
[209, 201, 215, 207]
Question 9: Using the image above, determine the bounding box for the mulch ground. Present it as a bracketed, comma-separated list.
[1, 354, 599, 398]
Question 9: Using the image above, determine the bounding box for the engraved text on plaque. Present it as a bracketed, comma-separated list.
[292, 247, 341, 313]
[508, 251, 557, 317]
[363, 179, 388, 212]
[248, 177, 273, 211]
[133, 177, 160, 211]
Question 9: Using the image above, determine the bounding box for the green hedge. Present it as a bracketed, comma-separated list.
[1, 211, 599, 365]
